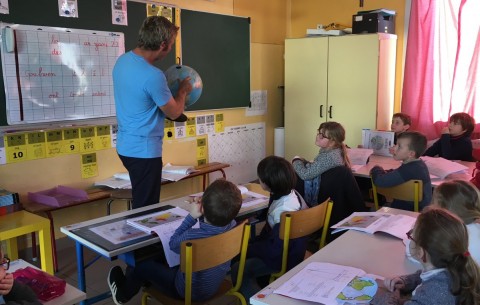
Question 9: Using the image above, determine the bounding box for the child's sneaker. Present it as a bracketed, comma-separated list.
[108, 266, 127, 305]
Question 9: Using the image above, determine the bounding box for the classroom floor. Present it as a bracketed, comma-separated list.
[22, 237, 241, 305]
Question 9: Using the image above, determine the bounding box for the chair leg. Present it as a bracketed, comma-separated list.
[106, 199, 114, 215]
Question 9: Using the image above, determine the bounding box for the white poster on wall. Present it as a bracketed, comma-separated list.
[208, 122, 265, 184]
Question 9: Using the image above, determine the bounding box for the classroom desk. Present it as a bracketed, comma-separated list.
[60, 184, 268, 305]
[250, 207, 420, 305]
[0, 211, 54, 275]
[9, 259, 86, 305]
[353, 155, 475, 186]
[22, 162, 229, 272]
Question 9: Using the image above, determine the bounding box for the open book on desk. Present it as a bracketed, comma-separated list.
[162, 163, 199, 181]
[421, 156, 469, 179]
[251, 262, 378, 305]
[126, 207, 198, 267]
[331, 212, 416, 240]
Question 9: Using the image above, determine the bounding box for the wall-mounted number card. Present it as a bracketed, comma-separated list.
[62, 128, 80, 154]
[164, 120, 175, 140]
[197, 158, 207, 166]
[215, 113, 224, 133]
[80, 127, 96, 153]
[26, 132, 46, 160]
[110, 124, 118, 147]
[196, 137, 207, 160]
[81, 152, 98, 178]
[174, 121, 186, 139]
[5, 133, 27, 163]
[95, 125, 112, 150]
[196, 115, 207, 136]
[186, 117, 196, 138]
[46, 130, 64, 158]
[206, 114, 215, 134]
[0, 137, 6, 165]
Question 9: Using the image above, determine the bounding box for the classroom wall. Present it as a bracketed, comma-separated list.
[287, 0, 407, 112]
[0, 0, 287, 239]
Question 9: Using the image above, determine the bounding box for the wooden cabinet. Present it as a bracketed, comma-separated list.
[284, 33, 397, 160]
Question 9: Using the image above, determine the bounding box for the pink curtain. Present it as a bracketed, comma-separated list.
[401, 0, 438, 139]
[402, 0, 480, 139]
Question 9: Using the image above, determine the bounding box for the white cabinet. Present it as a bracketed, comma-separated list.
[284, 33, 397, 160]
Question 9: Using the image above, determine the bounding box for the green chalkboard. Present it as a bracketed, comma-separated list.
[180, 9, 250, 111]
[0, 0, 174, 127]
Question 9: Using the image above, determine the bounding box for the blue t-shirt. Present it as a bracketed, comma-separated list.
[113, 51, 172, 158]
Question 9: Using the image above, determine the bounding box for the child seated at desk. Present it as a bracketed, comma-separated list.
[370, 131, 432, 211]
[107, 179, 242, 304]
[0, 249, 41, 305]
[431, 180, 480, 264]
[232, 156, 307, 300]
[391, 112, 411, 144]
[372, 208, 480, 305]
[292, 121, 350, 206]
[423, 112, 475, 161]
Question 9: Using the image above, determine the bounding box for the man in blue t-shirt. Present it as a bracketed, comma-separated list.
[113, 16, 192, 208]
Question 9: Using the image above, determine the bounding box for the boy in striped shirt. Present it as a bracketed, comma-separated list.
[108, 179, 242, 304]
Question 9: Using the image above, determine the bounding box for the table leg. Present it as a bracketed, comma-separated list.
[5, 238, 18, 260]
[37, 224, 54, 275]
[45, 211, 59, 272]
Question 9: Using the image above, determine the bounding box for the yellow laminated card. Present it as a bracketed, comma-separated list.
[81, 152, 98, 179]
[196, 137, 207, 160]
[215, 113, 224, 133]
[95, 125, 111, 150]
[186, 117, 196, 138]
[5, 133, 27, 163]
[46, 130, 64, 158]
[26, 132, 46, 160]
[62, 128, 80, 154]
[80, 127, 96, 153]
[164, 119, 175, 140]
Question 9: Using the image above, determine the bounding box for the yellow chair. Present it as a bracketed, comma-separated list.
[141, 222, 251, 305]
[270, 199, 333, 282]
[371, 178, 423, 212]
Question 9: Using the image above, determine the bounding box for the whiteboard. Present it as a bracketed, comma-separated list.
[0, 23, 125, 125]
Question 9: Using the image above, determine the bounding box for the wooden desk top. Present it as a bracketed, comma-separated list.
[250, 207, 420, 305]
[353, 155, 475, 186]
[22, 162, 230, 214]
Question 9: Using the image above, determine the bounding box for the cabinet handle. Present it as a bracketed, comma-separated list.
[320, 105, 323, 118]
[328, 106, 333, 119]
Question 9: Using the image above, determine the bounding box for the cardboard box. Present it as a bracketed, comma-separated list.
[352, 13, 395, 34]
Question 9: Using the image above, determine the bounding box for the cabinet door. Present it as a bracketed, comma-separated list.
[327, 35, 380, 147]
[285, 37, 328, 160]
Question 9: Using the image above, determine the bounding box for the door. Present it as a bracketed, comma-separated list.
[285, 37, 328, 160]
[327, 34, 380, 147]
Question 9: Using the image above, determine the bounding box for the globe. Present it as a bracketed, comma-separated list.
[164, 65, 203, 108]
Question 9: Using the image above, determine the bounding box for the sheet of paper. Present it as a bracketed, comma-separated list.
[421, 156, 468, 179]
[150, 207, 198, 267]
[347, 148, 374, 165]
[89, 219, 148, 244]
[273, 262, 364, 304]
[94, 177, 131, 189]
[242, 191, 268, 208]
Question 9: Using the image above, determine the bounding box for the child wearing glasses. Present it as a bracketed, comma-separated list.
[372, 208, 480, 305]
[0, 249, 41, 305]
[423, 112, 475, 161]
[292, 121, 350, 206]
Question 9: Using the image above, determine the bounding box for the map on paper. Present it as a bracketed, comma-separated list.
[337, 276, 378, 304]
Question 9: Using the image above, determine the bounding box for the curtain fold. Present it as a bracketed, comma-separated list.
[401, 0, 480, 139]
